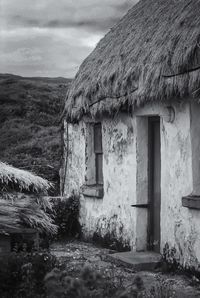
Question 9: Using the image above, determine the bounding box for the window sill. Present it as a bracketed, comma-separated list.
[182, 195, 200, 210]
[81, 185, 104, 199]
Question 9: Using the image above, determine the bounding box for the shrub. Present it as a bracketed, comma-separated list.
[45, 266, 105, 298]
[44, 266, 176, 298]
[0, 251, 57, 298]
[139, 282, 176, 298]
[0, 255, 177, 298]
[52, 194, 81, 239]
[162, 243, 179, 272]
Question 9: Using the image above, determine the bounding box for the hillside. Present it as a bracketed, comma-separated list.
[0, 74, 71, 194]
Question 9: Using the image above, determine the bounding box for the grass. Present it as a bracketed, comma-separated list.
[0, 74, 71, 195]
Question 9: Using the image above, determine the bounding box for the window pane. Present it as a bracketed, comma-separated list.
[96, 154, 103, 184]
[94, 123, 102, 153]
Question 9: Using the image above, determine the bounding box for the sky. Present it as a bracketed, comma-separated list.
[0, 0, 138, 78]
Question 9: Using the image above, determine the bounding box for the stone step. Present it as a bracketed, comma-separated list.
[106, 251, 162, 271]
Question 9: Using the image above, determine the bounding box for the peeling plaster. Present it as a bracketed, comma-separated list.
[63, 101, 200, 269]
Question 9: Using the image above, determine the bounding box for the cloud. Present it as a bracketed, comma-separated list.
[0, 27, 101, 77]
[0, 0, 139, 77]
[1, 0, 135, 32]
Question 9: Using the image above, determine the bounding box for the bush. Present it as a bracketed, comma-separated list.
[44, 265, 178, 298]
[0, 251, 57, 298]
[44, 266, 176, 298]
[0, 253, 176, 298]
[44, 266, 102, 298]
[52, 194, 81, 239]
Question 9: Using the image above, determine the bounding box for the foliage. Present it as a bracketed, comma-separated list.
[92, 231, 130, 252]
[45, 266, 102, 298]
[52, 194, 81, 239]
[0, 250, 177, 298]
[91, 215, 131, 251]
[139, 282, 176, 298]
[44, 266, 176, 298]
[162, 243, 179, 273]
[0, 251, 57, 298]
[0, 74, 71, 195]
[162, 243, 200, 281]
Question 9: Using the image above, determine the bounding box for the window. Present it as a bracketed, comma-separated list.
[94, 123, 103, 185]
[83, 121, 104, 198]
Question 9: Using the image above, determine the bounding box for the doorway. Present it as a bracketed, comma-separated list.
[148, 117, 161, 253]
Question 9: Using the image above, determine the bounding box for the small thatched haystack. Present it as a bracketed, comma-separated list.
[65, 0, 200, 121]
[0, 195, 56, 234]
[0, 161, 51, 193]
[0, 162, 57, 235]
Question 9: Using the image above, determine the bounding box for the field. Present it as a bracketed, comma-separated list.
[0, 74, 71, 194]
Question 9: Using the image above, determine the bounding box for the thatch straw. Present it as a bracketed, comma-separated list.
[0, 195, 57, 234]
[0, 162, 52, 193]
[65, 0, 200, 122]
[0, 200, 21, 231]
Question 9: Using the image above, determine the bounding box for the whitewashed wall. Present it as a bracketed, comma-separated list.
[64, 114, 137, 249]
[160, 102, 200, 269]
[63, 101, 200, 268]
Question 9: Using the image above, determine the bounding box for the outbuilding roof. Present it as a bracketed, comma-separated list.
[0, 162, 51, 193]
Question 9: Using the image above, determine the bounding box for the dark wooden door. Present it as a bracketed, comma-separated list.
[148, 117, 161, 253]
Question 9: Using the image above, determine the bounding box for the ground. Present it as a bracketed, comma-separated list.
[50, 240, 200, 297]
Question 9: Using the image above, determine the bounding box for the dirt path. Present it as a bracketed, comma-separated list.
[50, 240, 200, 297]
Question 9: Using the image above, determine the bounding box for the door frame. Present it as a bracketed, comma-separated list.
[148, 116, 161, 252]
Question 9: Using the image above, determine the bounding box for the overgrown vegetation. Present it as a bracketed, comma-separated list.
[92, 215, 130, 251]
[0, 237, 196, 298]
[162, 243, 179, 273]
[0, 254, 177, 298]
[92, 231, 130, 252]
[0, 74, 71, 195]
[51, 194, 81, 239]
[0, 251, 57, 298]
[45, 265, 176, 298]
[162, 243, 200, 283]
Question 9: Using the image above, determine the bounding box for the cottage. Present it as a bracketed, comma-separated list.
[62, 0, 200, 268]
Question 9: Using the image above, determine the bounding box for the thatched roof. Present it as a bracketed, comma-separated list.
[65, 0, 200, 122]
[0, 195, 57, 234]
[0, 162, 52, 193]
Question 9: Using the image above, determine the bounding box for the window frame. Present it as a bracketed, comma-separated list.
[93, 123, 103, 185]
[82, 119, 104, 199]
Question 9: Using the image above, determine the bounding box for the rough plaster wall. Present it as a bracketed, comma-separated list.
[160, 102, 199, 268]
[80, 114, 137, 249]
[134, 101, 199, 267]
[63, 115, 137, 249]
[63, 121, 85, 196]
[63, 102, 200, 268]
